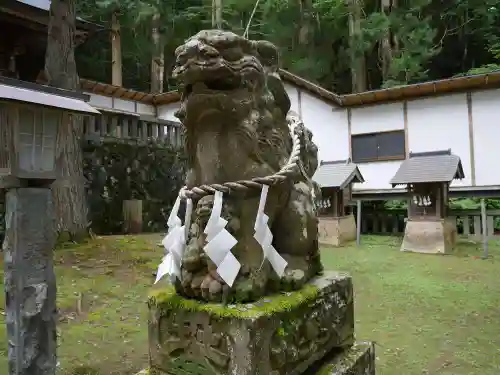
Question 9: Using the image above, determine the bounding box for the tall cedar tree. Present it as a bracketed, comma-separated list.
[45, 0, 89, 241]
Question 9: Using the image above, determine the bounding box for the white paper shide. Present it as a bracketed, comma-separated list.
[203, 190, 240, 287]
[254, 185, 288, 277]
[154, 195, 193, 284]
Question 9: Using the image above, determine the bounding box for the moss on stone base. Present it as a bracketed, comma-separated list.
[148, 283, 320, 319]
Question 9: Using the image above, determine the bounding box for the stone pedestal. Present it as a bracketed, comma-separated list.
[318, 215, 356, 246]
[304, 342, 375, 375]
[401, 218, 457, 254]
[3, 188, 57, 375]
[148, 272, 362, 375]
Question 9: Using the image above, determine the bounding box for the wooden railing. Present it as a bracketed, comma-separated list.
[335, 209, 500, 238]
[83, 111, 183, 147]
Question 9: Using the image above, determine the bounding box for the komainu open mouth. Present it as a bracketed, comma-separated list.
[183, 76, 242, 99]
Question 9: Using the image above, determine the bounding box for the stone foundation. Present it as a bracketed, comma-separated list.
[401, 218, 457, 254]
[318, 215, 356, 246]
[140, 342, 376, 375]
[304, 342, 376, 375]
[148, 272, 356, 375]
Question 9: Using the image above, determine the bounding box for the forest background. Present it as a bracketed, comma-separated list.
[75, 0, 500, 213]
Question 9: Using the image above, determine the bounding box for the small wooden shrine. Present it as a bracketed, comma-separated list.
[313, 159, 364, 246]
[390, 149, 465, 254]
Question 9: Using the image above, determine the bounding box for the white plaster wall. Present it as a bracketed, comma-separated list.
[348, 102, 404, 190]
[85, 92, 155, 116]
[157, 103, 181, 122]
[137, 102, 155, 116]
[114, 98, 135, 113]
[350, 102, 404, 134]
[284, 83, 299, 113]
[353, 161, 402, 190]
[471, 88, 500, 186]
[87, 93, 112, 108]
[299, 90, 349, 163]
[407, 94, 471, 186]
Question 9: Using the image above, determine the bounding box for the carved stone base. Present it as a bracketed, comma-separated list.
[148, 271, 354, 375]
[401, 218, 457, 254]
[318, 215, 356, 246]
[141, 342, 375, 375]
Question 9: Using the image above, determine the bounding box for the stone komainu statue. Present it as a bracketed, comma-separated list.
[172, 30, 322, 303]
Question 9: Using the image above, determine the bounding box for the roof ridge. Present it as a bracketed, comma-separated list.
[409, 149, 452, 158]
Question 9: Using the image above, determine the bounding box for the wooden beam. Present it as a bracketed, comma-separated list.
[356, 199, 361, 246]
[347, 108, 352, 159]
[403, 101, 409, 157]
[481, 198, 488, 259]
[467, 92, 476, 185]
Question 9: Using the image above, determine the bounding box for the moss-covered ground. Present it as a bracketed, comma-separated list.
[0, 234, 499, 374]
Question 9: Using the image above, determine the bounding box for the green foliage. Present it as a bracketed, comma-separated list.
[83, 140, 186, 234]
[75, 0, 500, 93]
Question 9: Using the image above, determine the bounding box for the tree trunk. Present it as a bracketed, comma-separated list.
[298, 0, 313, 45]
[45, 0, 89, 241]
[111, 11, 122, 86]
[380, 0, 397, 82]
[212, 0, 223, 29]
[150, 13, 164, 93]
[348, 0, 367, 93]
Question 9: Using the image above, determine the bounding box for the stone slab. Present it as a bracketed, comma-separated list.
[3, 188, 57, 375]
[304, 342, 376, 375]
[401, 218, 457, 254]
[148, 271, 354, 375]
[319, 215, 356, 246]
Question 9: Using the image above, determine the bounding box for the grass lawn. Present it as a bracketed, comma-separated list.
[0, 234, 499, 374]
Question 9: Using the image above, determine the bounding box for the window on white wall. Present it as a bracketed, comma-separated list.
[351, 130, 405, 163]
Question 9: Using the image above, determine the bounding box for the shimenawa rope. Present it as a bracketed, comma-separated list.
[179, 116, 304, 200]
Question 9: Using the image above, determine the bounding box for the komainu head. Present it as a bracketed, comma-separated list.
[172, 29, 290, 125]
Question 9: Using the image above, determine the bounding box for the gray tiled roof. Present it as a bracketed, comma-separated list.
[16, 0, 50, 11]
[390, 150, 465, 186]
[313, 159, 365, 189]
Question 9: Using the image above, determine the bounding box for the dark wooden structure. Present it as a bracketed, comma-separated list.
[0, 76, 99, 187]
[313, 159, 364, 246]
[390, 149, 465, 253]
[0, 0, 100, 82]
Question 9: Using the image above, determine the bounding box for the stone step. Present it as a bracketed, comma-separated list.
[304, 342, 376, 375]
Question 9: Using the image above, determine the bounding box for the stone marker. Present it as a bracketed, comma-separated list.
[3, 188, 57, 375]
[147, 29, 376, 375]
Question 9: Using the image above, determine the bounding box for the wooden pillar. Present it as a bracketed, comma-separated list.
[462, 216, 470, 236]
[158, 124, 165, 143]
[473, 216, 481, 237]
[332, 190, 339, 217]
[123, 199, 143, 234]
[130, 118, 138, 138]
[356, 199, 361, 246]
[109, 115, 118, 137]
[481, 198, 488, 259]
[121, 118, 129, 138]
[392, 215, 399, 234]
[100, 114, 108, 136]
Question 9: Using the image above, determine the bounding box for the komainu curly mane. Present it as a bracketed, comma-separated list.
[172, 30, 322, 303]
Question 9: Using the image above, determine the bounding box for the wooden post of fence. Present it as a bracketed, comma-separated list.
[481, 199, 488, 259]
[123, 199, 143, 234]
[356, 200, 361, 246]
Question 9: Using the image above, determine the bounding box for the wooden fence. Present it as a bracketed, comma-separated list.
[83, 111, 183, 147]
[351, 209, 500, 238]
